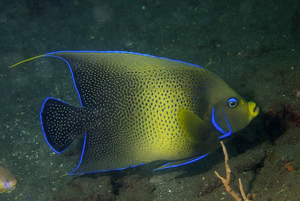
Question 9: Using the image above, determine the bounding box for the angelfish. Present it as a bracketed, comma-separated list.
[0, 167, 17, 193]
[10, 51, 259, 175]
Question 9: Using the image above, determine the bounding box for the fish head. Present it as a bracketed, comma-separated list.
[2, 178, 17, 193]
[0, 167, 17, 193]
[209, 81, 259, 139]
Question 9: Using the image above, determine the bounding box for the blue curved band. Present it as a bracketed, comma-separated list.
[211, 108, 232, 139]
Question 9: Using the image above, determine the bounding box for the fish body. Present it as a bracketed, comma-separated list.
[11, 51, 259, 174]
[0, 167, 17, 193]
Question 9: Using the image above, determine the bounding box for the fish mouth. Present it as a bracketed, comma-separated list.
[4, 179, 17, 190]
[248, 102, 259, 120]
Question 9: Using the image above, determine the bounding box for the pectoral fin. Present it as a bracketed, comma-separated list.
[178, 108, 208, 143]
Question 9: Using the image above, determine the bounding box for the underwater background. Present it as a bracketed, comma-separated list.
[1, 0, 300, 200]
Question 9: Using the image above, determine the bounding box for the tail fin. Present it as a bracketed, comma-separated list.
[40, 97, 85, 153]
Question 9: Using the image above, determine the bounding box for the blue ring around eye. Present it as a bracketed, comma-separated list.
[227, 97, 238, 108]
[227, 97, 237, 104]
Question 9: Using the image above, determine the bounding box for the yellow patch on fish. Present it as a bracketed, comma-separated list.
[0, 167, 17, 193]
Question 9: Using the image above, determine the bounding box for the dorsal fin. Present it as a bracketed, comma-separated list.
[9, 54, 46, 68]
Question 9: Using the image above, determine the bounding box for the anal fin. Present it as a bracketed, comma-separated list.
[153, 154, 209, 171]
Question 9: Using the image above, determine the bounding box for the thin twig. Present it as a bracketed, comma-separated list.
[214, 141, 251, 201]
[239, 178, 249, 201]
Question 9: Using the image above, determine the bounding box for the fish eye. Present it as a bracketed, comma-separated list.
[227, 97, 238, 108]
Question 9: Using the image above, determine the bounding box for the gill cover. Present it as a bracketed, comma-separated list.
[211, 96, 259, 139]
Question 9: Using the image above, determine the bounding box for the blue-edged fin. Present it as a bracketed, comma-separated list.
[153, 154, 209, 171]
[178, 108, 208, 143]
[40, 97, 85, 153]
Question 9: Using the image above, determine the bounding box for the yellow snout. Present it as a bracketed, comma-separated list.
[248, 102, 259, 120]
